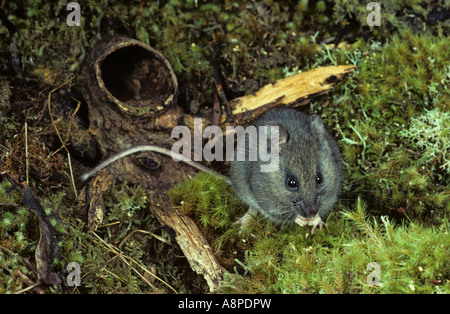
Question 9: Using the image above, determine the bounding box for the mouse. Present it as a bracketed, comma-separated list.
[80, 107, 343, 234]
[230, 107, 343, 234]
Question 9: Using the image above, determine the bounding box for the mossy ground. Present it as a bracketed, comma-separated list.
[0, 1, 449, 293]
[170, 173, 449, 294]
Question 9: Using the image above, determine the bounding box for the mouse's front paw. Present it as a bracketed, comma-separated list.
[310, 219, 327, 235]
[295, 215, 327, 235]
[232, 207, 258, 230]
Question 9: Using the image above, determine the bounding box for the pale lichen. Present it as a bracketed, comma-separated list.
[400, 108, 450, 174]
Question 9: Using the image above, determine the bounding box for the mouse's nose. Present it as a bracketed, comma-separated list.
[303, 205, 317, 218]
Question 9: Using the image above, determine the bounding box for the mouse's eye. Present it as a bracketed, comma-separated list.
[316, 173, 323, 185]
[286, 176, 299, 191]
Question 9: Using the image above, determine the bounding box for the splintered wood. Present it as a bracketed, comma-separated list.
[148, 193, 225, 291]
[221, 65, 356, 125]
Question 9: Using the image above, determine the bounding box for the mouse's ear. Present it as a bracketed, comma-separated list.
[267, 122, 289, 145]
[258, 122, 288, 155]
[310, 115, 326, 140]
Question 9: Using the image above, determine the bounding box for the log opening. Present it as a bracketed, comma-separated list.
[92, 39, 178, 116]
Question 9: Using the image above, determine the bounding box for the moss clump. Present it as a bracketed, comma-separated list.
[169, 173, 248, 258]
[135, 1, 332, 105]
[0, 177, 199, 294]
[170, 172, 245, 230]
[219, 198, 449, 294]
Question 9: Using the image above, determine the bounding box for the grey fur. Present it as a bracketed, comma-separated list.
[230, 107, 342, 225]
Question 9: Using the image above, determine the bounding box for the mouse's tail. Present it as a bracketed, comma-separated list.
[80, 145, 231, 184]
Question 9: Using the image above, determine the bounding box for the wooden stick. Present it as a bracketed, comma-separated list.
[221, 65, 356, 124]
[147, 192, 225, 292]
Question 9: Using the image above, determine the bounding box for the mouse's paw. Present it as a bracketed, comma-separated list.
[232, 207, 258, 230]
[295, 215, 327, 235]
[310, 220, 327, 235]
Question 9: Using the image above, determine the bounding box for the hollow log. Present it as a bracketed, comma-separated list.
[75, 35, 180, 156]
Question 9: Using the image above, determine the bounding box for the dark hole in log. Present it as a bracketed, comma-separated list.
[100, 45, 174, 106]
[325, 75, 338, 84]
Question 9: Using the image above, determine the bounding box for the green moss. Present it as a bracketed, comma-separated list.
[57, 181, 196, 294]
[332, 0, 450, 39]
[104, 182, 147, 224]
[311, 27, 450, 221]
[168, 175, 448, 293]
[169, 173, 247, 254]
[0, 180, 36, 293]
[170, 173, 241, 229]
[219, 198, 449, 294]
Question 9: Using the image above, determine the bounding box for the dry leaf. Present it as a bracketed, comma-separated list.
[20, 183, 62, 286]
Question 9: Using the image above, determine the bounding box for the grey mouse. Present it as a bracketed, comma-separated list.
[81, 107, 343, 234]
[230, 107, 343, 233]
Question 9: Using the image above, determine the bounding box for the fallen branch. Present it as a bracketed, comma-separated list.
[146, 188, 225, 291]
[221, 65, 356, 125]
